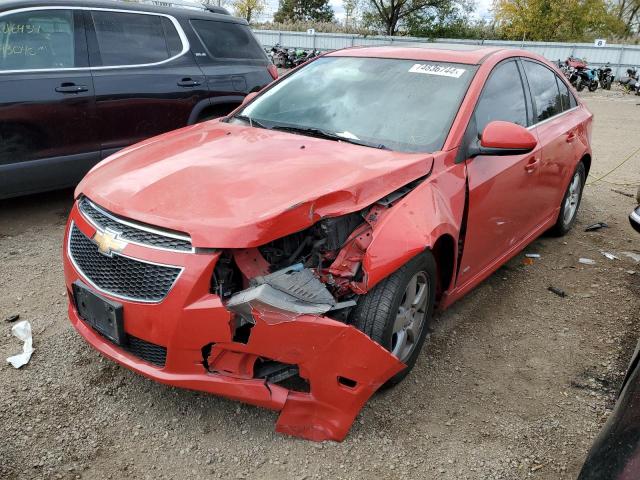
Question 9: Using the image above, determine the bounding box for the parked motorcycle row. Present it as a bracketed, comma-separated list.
[557, 57, 640, 95]
[266, 44, 322, 68]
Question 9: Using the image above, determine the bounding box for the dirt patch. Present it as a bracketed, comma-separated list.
[0, 94, 639, 480]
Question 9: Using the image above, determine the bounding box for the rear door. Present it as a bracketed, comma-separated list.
[520, 59, 582, 220]
[188, 18, 273, 111]
[86, 8, 208, 156]
[0, 8, 97, 198]
[457, 59, 546, 285]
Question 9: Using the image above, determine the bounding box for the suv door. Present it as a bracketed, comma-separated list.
[188, 18, 273, 112]
[521, 59, 582, 221]
[457, 59, 545, 285]
[86, 9, 208, 156]
[0, 8, 96, 198]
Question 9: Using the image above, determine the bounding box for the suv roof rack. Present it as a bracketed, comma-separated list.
[122, 0, 230, 15]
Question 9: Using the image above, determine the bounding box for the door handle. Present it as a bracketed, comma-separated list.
[177, 78, 201, 87]
[566, 131, 577, 143]
[524, 157, 540, 173]
[55, 83, 88, 93]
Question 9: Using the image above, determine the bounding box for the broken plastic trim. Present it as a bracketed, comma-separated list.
[227, 283, 334, 317]
[226, 264, 356, 323]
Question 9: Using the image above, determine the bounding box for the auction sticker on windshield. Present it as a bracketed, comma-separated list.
[408, 64, 466, 78]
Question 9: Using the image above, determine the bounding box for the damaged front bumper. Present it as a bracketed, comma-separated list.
[63, 205, 404, 442]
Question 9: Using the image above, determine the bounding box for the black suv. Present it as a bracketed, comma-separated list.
[0, 0, 275, 199]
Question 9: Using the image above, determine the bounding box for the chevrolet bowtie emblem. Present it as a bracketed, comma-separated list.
[93, 229, 127, 257]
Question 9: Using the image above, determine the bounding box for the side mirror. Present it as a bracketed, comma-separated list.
[242, 92, 259, 106]
[470, 121, 537, 157]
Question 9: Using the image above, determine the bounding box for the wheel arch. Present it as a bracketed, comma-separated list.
[431, 233, 456, 298]
[188, 95, 245, 124]
[360, 171, 466, 294]
[580, 153, 592, 177]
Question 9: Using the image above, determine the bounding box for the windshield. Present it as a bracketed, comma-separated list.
[235, 56, 476, 153]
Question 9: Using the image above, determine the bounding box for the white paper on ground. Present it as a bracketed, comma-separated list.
[6, 320, 34, 368]
[579, 258, 596, 265]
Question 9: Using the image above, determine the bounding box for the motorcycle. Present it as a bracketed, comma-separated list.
[291, 48, 320, 67]
[268, 44, 292, 68]
[619, 67, 640, 95]
[564, 57, 599, 92]
[596, 64, 614, 90]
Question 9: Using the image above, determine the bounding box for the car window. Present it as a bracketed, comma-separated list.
[475, 60, 528, 133]
[523, 60, 562, 122]
[238, 57, 476, 153]
[190, 20, 266, 60]
[0, 9, 75, 70]
[569, 92, 577, 108]
[556, 77, 573, 111]
[91, 11, 182, 66]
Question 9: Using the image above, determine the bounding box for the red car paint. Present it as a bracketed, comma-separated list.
[63, 45, 593, 441]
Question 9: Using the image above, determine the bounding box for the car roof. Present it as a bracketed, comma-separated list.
[0, 0, 241, 23]
[328, 43, 513, 65]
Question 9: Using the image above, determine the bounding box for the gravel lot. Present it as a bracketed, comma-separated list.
[1, 91, 639, 480]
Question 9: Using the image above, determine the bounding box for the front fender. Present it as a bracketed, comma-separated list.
[362, 159, 467, 290]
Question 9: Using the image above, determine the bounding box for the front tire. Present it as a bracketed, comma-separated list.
[350, 252, 437, 388]
[549, 162, 586, 236]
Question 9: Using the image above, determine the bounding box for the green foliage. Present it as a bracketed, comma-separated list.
[232, 0, 266, 22]
[493, 0, 627, 41]
[404, 0, 499, 38]
[274, 0, 335, 22]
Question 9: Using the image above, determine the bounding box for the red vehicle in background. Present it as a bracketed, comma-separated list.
[63, 44, 593, 441]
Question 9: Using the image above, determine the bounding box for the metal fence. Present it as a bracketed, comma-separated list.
[253, 30, 640, 76]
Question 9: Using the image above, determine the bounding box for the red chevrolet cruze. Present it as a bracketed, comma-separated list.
[63, 44, 592, 441]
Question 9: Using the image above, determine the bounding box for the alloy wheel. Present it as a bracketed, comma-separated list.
[392, 271, 429, 362]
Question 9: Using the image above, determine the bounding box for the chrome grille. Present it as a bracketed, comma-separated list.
[78, 197, 193, 252]
[68, 225, 182, 302]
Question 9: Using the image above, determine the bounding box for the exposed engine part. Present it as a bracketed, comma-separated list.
[376, 175, 428, 206]
[258, 213, 365, 272]
[211, 251, 242, 299]
[317, 213, 364, 250]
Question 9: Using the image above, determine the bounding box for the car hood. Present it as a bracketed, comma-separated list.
[77, 121, 434, 248]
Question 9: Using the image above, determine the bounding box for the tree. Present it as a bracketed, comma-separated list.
[344, 0, 360, 26]
[493, 0, 626, 42]
[274, 0, 335, 22]
[404, 0, 498, 38]
[232, 0, 266, 22]
[613, 0, 640, 35]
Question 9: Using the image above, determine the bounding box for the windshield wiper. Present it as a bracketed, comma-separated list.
[270, 125, 388, 150]
[234, 115, 270, 130]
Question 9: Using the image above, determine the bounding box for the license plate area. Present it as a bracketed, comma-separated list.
[73, 281, 125, 345]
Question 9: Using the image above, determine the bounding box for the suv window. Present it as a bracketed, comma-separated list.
[191, 20, 265, 60]
[0, 9, 75, 70]
[91, 11, 183, 66]
[523, 60, 562, 122]
[475, 60, 528, 133]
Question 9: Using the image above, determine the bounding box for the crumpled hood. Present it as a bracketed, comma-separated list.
[77, 120, 433, 248]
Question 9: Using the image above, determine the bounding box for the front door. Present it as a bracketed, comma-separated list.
[0, 8, 97, 198]
[457, 59, 545, 286]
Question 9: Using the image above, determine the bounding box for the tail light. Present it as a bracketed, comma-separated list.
[267, 64, 278, 80]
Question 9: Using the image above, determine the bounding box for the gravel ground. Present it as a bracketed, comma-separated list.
[1, 91, 639, 480]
